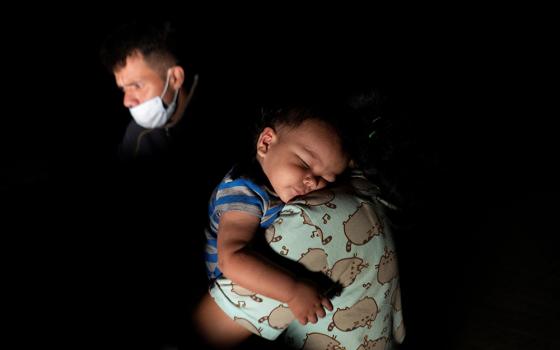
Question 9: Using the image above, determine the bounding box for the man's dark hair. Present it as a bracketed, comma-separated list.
[100, 20, 184, 76]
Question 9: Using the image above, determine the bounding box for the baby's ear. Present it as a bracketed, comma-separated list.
[256, 127, 276, 157]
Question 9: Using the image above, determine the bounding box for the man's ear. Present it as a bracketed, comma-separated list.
[169, 66, 185, 89]
[256, 127, 276, 158]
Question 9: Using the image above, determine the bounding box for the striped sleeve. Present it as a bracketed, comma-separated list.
[213, 178, 266, 218]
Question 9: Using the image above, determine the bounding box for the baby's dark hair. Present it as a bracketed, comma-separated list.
[231, 101, 356, 183]
[256, 102, 357, 158]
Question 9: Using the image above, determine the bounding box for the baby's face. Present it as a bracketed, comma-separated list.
[258, 119, 349, 203]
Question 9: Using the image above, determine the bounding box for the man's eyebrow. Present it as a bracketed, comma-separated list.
[119, 81, 140, 89]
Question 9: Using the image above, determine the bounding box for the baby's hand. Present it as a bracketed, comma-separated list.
[287, 280, 333, 325]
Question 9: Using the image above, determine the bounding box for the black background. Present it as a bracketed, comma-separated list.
[2, 7, 557, 350]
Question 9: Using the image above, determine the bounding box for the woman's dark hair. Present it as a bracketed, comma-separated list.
[346, 87, 433, 232]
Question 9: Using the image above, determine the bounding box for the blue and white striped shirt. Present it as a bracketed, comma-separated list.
[204, 169, 284, 279]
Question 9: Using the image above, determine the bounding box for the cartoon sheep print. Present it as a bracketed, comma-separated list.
[208, 179, 404, 349]
[301, 333, 345, 350]
[231, 284, 263, 302]
[298, 248, 329, 273]
[343, 202, 383, 252]
[376, 248, 398, 285]
[328, 297, 378, 332]
[258, 305, 294, 330]
[328, 256, 368, 288]
[357, 335, 388, 350]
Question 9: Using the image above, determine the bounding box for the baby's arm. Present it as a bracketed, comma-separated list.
[217, 210, 333, 324]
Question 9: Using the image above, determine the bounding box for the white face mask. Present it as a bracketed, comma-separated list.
[129, 71, 180, 129]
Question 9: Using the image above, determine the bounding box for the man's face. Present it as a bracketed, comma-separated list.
[113, 53, 165, 108]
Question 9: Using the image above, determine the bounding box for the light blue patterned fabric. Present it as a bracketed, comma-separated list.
[209, 173, 405, 349]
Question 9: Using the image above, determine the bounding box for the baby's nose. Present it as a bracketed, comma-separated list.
[303, 176, 318, 190]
